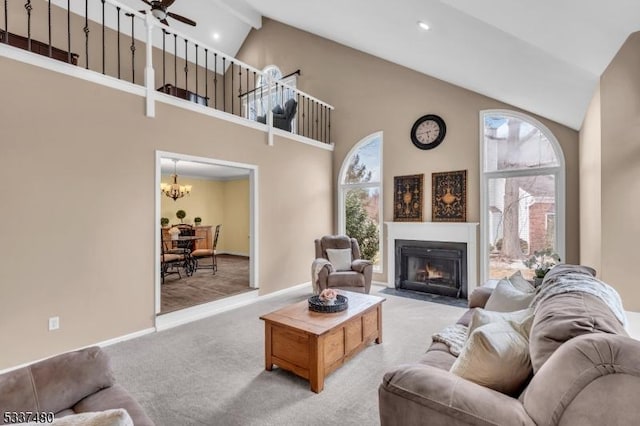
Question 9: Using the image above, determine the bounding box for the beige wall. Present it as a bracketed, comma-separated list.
[161, 176, 225, 228]
[237, 19, 580, 283]
[222, 179, 250, 254]
[579, 84, 602, 274]
[0, 57, 332, 369]
[586, 31, 640, 311]
[160, 176, 249, 254]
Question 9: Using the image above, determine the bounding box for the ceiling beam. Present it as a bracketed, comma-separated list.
[210, 0, 262, 29]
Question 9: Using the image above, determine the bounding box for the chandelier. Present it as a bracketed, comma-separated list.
[161, 160, 192, 201]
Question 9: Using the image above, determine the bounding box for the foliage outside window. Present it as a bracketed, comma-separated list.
[339, 134, 382, 270]
[481, 112, 564, 280]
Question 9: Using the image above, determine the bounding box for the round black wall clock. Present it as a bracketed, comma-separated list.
[410, 114, 446, 150]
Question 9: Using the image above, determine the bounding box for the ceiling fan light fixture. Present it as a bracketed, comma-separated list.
[418, 21, 430, 31]
[151, 8, 167, 20]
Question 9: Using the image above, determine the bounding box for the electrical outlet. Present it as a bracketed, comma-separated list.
[48, 316, 60, 331]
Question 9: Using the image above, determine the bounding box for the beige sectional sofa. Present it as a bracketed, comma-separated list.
[379, 265, 640, 425]
[0, 346, 154, 425]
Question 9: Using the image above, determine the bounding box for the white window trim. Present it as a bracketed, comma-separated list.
[479, 110, 566, 283]
[242, 65, 298, 132]
[337, 131, 383, 273]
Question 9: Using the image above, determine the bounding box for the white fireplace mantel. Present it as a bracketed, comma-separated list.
[385, 222, 479, 293]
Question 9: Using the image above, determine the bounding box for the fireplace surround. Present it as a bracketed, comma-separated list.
[385, 222, 479, 299]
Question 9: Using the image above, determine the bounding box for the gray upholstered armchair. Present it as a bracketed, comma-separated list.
[312, 235, 373, 294]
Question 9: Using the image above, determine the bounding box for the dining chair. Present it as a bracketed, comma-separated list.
[161, 231, 184, 284]
[191, 224, 221, 274]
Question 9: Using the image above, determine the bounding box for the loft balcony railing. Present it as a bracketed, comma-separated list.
[0, 0, 334, 145]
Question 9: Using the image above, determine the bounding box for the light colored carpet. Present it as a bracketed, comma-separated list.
[106, 285, 465, 426]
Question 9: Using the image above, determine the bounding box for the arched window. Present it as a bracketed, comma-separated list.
[257, 65, 282, 87]
[338, 132, 383, 271]
[245, 65, 297, 132]
[480, 110, 565, 281]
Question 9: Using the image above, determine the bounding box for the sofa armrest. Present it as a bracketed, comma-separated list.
[351, 259, 372, 273]
[379, 364, 534, 426]
[468, 286, 494, 309]
[0, 347, 115, 417]
[523, 333, 640, 426]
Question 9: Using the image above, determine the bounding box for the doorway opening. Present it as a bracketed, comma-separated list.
[155, 151, 259, 318]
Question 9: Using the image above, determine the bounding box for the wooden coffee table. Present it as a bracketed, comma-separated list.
[260, 290, 385, 393]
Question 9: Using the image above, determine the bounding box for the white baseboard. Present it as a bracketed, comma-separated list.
[156, 290, 260, 331]
[97, 328, 156, 348]
[0, 327, 156, 375]
[1, 282, 314, 373]
[258, 281, 311, 299]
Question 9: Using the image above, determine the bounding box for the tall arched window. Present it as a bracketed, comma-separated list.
[244, 65, 297, 127]
[338, 132, 383, 271]
[480, 110, 565, 281]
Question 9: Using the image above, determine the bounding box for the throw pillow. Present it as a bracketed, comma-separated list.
[272, 104, 284, 115]
[450, 318, 533, 395]
[508, 270, 535, 293]
[326, 248, 352, 271]
[468, 307, 533, 336]
[484, 279, 535, 312]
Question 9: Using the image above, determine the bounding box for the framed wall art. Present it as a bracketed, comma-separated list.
[393, 174, 424, 222]
[432, 170, 467, 222]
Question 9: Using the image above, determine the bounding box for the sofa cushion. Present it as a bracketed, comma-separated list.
[508, 270, 535, 293]
[484, 279, 534, 312]
[29, 347, 115, 414]
[468, 308, 533, 336]
[326, 248, 352, 271]
[73, 385, 155, 426]
[450, 317, 533, 396]
[327, 271, 364, 287]
[529, 292, 627, 373]
[467, 287, 494, 309]
[0, 367, 40, 414]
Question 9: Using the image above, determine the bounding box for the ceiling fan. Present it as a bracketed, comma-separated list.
[140, 0, 196, 27]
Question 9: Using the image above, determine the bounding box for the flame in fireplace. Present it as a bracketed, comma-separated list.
[426, 263, 444, 279]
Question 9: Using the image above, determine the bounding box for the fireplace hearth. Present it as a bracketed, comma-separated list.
[395, 239, 467, 299]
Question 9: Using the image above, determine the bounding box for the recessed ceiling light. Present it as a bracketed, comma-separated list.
[212, 32, 220, 40]
[418, 21, 430, 31]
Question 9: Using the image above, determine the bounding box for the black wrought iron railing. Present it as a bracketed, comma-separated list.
[0, 0, 334, 144]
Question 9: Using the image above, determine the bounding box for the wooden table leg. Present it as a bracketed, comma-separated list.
[375, 305, 383, 344]
[264, 322, 273, 371]
[309, 334, 325, 393]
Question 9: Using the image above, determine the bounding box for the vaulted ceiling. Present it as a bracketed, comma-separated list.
[128, 0, 640, 130]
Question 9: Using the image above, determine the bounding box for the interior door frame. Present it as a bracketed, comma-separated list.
[154, 150, 259, 315]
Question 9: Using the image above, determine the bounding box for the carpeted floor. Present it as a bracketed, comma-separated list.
[106, 285, 465, 426]
[161, 254, 251, 314]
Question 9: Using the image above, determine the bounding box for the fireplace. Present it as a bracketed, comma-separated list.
[395, 240, 467, 299]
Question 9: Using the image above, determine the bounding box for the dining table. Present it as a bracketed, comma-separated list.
[171, 235, 204, 276]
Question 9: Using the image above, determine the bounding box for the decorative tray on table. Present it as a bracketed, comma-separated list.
[308, 294, 349, 313]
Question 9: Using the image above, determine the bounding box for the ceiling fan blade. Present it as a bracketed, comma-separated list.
[160, 18, 170, 26]
[162, 0, 177, 7]
[168, 12, 196, 27]
[140, 0, 152, 6]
